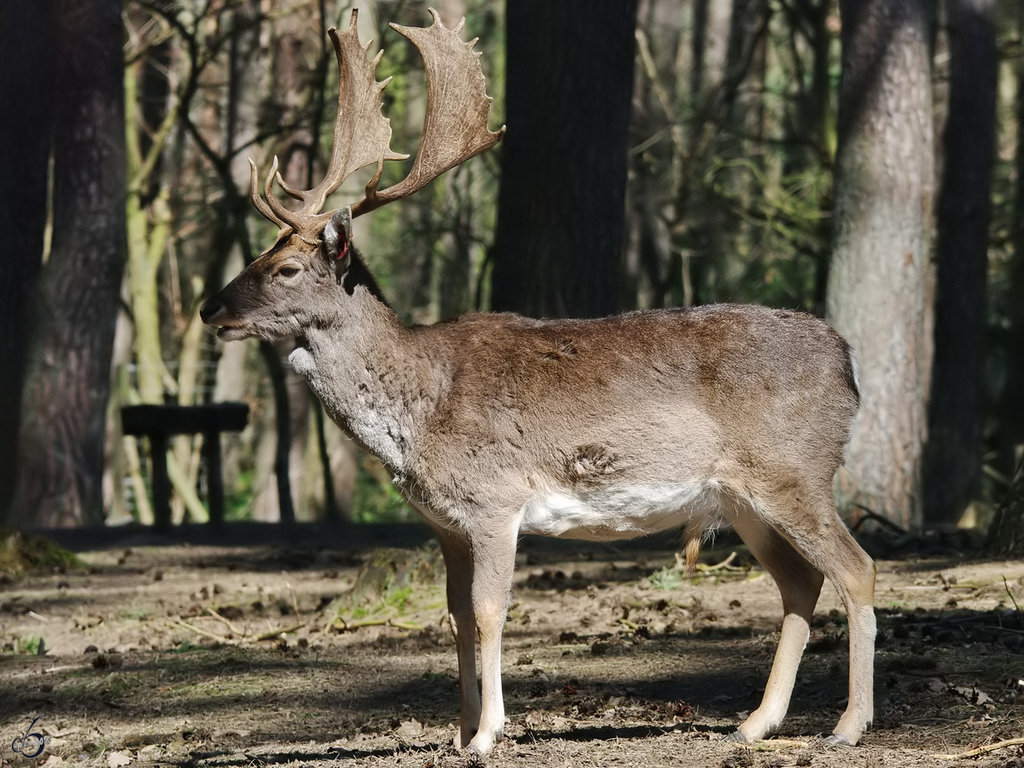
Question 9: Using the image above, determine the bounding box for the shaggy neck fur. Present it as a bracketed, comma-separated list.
[289, 254, 441, 479]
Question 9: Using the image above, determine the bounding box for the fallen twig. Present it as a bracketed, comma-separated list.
[206, 607, 243, 636]
[8, 664, 90, 679]
[169, 619, 232, 644]
[984, 625, 1024, 636]
[1004, 576, 1022, 614]
[328, 614, 425, 632]
[697, 551, 739, 572]
[932, 736, 1024, 760]
[850, 505, 908, 535]
[673, 550, 745, 575]
[252, 622, 305, 642]
[390, 619, 425, 631]
[286, 580, 303, 622]
[170, 617, 304, 644]
[332, 616, 390, 631]
[728, 738, 809, 750]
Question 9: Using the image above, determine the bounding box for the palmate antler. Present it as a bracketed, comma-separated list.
[250, 8, 504, 240]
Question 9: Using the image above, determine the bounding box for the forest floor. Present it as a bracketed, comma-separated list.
[1, 526, 1023, 768]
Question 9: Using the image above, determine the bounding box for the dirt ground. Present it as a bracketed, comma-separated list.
[1, 526, 1023, 768]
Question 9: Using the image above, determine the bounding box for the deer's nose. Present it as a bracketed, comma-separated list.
[200, 297, 225, 325]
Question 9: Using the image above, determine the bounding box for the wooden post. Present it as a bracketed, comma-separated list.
[203, 429, 225, 527]
[149, 433, 171, 532]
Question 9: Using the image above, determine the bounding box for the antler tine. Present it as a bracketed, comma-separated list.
[262, 156, 308, 233]
[248, 158, 288, 231]
[350, 8, 505, 219]
[255, 9, 405, 236]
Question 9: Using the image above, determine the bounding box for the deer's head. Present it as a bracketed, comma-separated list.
[201, 9, 503, 342]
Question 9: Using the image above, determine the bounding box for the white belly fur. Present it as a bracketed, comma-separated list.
[519, 481, 724, 541]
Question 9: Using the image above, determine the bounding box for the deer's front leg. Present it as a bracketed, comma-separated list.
[436, 530, 480, 747]
[466, 520, 519, 757]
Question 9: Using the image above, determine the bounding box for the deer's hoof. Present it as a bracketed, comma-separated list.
[724, 730, 750, 743]
[466, 728, 502, 757]
[823, 733, 854, 747]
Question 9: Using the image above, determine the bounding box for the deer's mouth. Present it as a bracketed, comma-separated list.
[215, 324, 253, 342]
[201, 296, 254, 341]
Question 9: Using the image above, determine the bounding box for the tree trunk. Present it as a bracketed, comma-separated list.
[999, 0, 1024, 478]
[9, 0, 127, 528]
[923, 0, 997, 528]
[826, 0, 935, 532]
[0, 2, 57, 523]
[492, 0, 638, 318]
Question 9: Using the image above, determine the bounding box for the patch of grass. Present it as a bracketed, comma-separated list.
[648, 567, 685, 591]
[382, 584, 414, 612]
[12, 634, 47, 655]
[0, 530, 81, 576]
[97, 673, 138, 701]
[325, 545, 446, 631]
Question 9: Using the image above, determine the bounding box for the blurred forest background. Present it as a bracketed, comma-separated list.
[0, 0, 1022, 552]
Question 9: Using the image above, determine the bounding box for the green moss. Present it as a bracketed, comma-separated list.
[324, 544, 446, 631]
[0, 530, 82, 577]
[12, 634, 47, 655]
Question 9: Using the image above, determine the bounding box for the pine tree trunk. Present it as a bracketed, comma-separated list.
[0, 2, 57, 524]
[923, 0, 997, 528]
[492, 0, 638, 318]
[999, 1, 1024, 476]
[10, 0, 127, 528]
[826, 0, 935, 532]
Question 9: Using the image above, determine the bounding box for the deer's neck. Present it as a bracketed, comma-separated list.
[288, 284, 440, 478]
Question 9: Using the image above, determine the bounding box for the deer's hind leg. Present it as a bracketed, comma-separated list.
[731, 481, 876, 746]
[773, 501, 876, 746]
[727, 509, 825, 741]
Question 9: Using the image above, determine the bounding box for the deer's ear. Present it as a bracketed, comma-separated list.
[322, 207, 353, 277]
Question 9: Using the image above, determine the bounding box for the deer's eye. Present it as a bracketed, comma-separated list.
[274, 265, 301, 279]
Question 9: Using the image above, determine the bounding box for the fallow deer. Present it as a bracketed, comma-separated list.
[200, 9, 875, 756]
